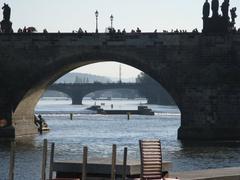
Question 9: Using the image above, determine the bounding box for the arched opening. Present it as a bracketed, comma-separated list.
[29, 61, 181, 171]
[13, 56, 181, 135]
[10, 51, 185, 175]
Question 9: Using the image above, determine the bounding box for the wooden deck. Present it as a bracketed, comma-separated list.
[171, 167, 240, 180]
[53, 159, 172, 178]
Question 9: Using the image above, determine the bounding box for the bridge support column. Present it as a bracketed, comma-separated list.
[0, 103, 15, 139]
[178, 87, 240, 140]
[71, 95, 84, 105]
[0, 126, 15, 139]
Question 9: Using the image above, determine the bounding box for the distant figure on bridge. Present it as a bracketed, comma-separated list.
[17, 28, 23, 33]
[221, 0, 230, 18]
[136, 27, 141, 33]
[212, 0, 219, 17]
[23, 26, 27, 33]
[230, 7, 237, 24]
[2, 3, 10, 21]
[78, 27, 84, 34]
[43, 29, 48, 33]
[203, 0, 210, 18]
[1, 3, 13, 33]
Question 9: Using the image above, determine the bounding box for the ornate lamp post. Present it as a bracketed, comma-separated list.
[110, 14, 114, 29]
[95, 10, 99, 33]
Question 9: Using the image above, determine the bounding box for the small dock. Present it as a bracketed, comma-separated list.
[53, 159, 172, 178]
[171, 167, 240, 180]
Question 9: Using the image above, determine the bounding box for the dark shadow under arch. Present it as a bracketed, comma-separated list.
[12, 51, 181, 136]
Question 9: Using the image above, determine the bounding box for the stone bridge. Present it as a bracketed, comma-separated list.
[48, 83, 142, 105]
[0, 33, 240, 140]
[48, 82, 174, 105]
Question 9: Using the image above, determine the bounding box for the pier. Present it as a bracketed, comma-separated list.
[172, 167, 240, 180]
[53, 160, 172, 178]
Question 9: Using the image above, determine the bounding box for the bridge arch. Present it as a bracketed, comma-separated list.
[49, 83, 174, 106]
[12, 51, 180, 137]
[50, 86, 143, 105]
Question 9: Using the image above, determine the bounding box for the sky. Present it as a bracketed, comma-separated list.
[2, 0, 239, 78]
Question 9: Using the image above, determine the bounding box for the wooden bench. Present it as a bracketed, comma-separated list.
[139, 139, 178, 180]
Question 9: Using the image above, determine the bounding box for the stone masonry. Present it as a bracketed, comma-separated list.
[0, 33, 239, 140]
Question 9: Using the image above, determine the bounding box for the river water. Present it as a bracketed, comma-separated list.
[1, 98, 240, 180]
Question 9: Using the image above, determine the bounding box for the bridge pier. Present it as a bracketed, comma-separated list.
[0, 103, 15, 138]
[71, 95, 84, 105]
[177, 87, 240, 140]
[0, 106, 37, 139]
[0, 126, 15, 139]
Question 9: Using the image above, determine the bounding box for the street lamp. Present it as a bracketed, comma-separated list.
[110, 14, 114, 29]
[95, 10, 99, 33]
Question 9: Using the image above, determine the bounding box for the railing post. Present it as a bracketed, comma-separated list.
[122, 147, 128, 180]
[41, 139, 48, 180]
[111, 144, 117, 180]
[139, 140, 143, 180]
[82, 146, 88, 180]
[8, 141, 15, 180]
[49, 142, 55, 180]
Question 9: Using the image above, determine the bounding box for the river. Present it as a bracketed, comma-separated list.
[1, 98, 240, 180]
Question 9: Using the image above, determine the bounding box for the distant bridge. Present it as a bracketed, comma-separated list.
[48, 82, 174, 105]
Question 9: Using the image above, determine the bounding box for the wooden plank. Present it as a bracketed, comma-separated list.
[144, 168, 161, 172]
[49, 142, 55, 180]
[142, 142, 160, 145]
[82, 146, 88, 180]
[142, 144, 160, 146]
[139, 140, 144, 180]
[143, 162, 162, 165]
[142, 147, 161, 152]
[111, 144, 116, 180]
[41, 139, 48, 180]
[143, 153, 161, 156]
[144, 172, 161, 175]
[143, 160, 161, 163]
[122, 147, 127, 180]
[143, 175, 162, 178]
[143, 155, 161, 158]
[142, 146, 160, 149]
[144, 172, 161, 174]
[143, 165, 162, 169]
[8, 141, 15, 180]
[142, 141, 160, 144]
[144, 166, 161, 169]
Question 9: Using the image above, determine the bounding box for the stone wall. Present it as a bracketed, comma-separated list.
[0, 33, 239, 140]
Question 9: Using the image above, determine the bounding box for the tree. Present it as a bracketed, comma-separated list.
[136, 72, 158, 85]
[136, 73, 175, 105]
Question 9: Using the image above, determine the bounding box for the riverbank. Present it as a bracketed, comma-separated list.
[53, 166, 240, 179]
[172, 167, 240, 180]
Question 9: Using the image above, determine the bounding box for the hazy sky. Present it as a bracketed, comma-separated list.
[3, 0, 239, 78]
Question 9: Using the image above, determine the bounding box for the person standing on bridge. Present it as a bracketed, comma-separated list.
[2, 3, 11, 21]
[203, 0, 210, 18]
[212, 0, 219, 17]
[221, 0, 230, 19]
[203, 0, 210, 33]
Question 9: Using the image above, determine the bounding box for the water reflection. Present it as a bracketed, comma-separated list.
[1, 99, 240, 179]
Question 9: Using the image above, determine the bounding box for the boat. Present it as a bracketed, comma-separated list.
[96, 106, 154, 116]
[34, 114, 50, 132]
